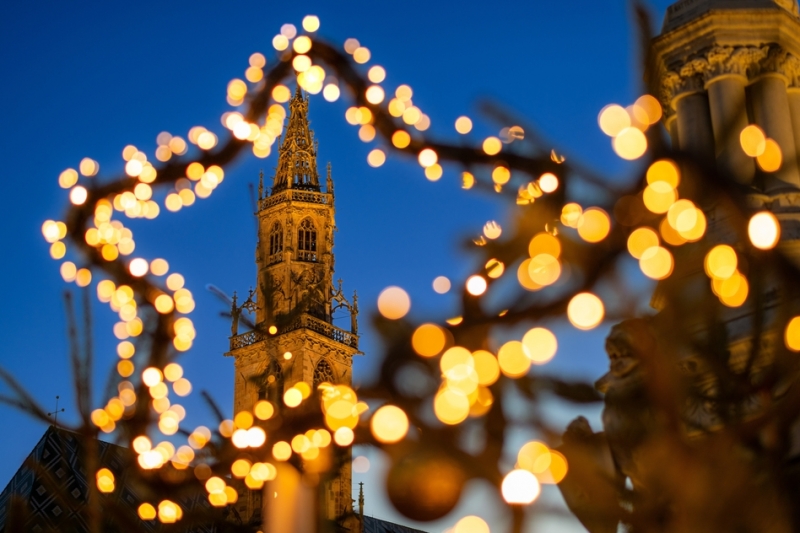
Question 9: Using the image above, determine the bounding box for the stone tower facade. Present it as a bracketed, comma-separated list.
[226, 88, 360, 525]
[647, 0, 800, 429]
[652, 0, 800, 209]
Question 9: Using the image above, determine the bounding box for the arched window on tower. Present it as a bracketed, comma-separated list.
[313, 359, 335, 388]
[259, 360, 284, 406]
[297, 218, 317, 262]
[268, 222, 283, 265]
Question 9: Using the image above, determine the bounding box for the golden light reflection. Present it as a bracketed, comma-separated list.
[482, 137, 502, 156]
[70, 186, 88, 205]
[59, 168, 79, 189]
[302, 15, 320, 32]
[627, 227, 659, 259]
[432, 276, 451, 294]
[492, 166, 510, 185]
[472, 350, 499, 385]
[272, 35, 289, 51]
[367, 149, 386, 168]
[453, 516, 490, 533]
[466, 275, 487, 296]
[577, 208, 611, 243]
[643, 181, 677, 214]
[634, 95, 663, 125]
[567, 293, 604, 330]
[425, 164, 443, 181]
[366, 85, 385, 105]
[412, 323, 446, 357]
[528, 254, 560, 286]
[455, 116, 472, 134]
[353, 47, 371, 64]
[517, 441, 551, 473]
[757, 139, 782, 172]
[377, 286, 411, 319]
[539, 173, 558, 193]
[785, 317, 800, 351]
[434, 388, 470, 425]
[138, 503, 157, 520]
[501, 469, 541, 505]
[485, 258, 504, 279]
[561, 203, 583, 228]
[497, 341, 531, 378]
[646, 159, 680, 188]
[740, 125, 767, 157]
[418, 148, 437, 168]
[598, 104, 630, 137]
[713, 271, 749, 307]
[612, 127, 647, 160]
[704, 245, 737, 280]
[323, 84, 340, 102]
[371, 405, 409, 443]
[483, 221, 502, 239]
[748, 211, 780, 250]
[639, 246, 673, 280]
[392, 130, 411, 149]
[517, 259, 543, 292]
[522, 327, 557, 364]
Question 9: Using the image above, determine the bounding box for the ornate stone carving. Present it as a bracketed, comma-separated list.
[659, 44, 785, 106]
[313, 358, 335, 387]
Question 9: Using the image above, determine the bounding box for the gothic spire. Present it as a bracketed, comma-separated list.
[271, 87, 320, 193]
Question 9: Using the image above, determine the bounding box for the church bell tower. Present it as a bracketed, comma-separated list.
[226, 87, 360, 525]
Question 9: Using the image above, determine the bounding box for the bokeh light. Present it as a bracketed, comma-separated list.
[577, 208, 611, 243]
[567, 293, 604, 330]
[757, 139, 782, 172]
[598, 104, 630, 137]
[646, 159, 680, 188]
[377, 286, 411, 319]
[740, 125, 767, 157]
[748, 211, 780, 250]
[371, 405, 409, 443]
[433, 276, 451, 294]
[785, 317, 800, 351]
[453, 516, 490, 533]
[455, 116, 473, 134]
[466, 275, 487, 296]
[501, 469, 541, 505]
[627, 227, 659, 259]
[639, 246, 673, 280]
[612, 127, 647, 160]
[497, 341, 531, 378]
[522, 327, 557, 364]
[412, 323, 446, 357]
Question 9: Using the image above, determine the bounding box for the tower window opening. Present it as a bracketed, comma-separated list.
[268, 222, 283, 265]
[298, 218, 318, 262]
[313, 359, 335, 388]
[260, 360, 284, 406]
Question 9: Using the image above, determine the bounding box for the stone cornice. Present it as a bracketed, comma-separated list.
[650, 8, 800, 114]
[658, 44, 800, 111]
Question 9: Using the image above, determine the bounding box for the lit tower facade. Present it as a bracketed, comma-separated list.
[648, 0, 800, 427]
[652, 0, 800, 215]
[226, 88, 360, 525]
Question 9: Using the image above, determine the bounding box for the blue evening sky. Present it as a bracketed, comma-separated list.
[0, 1, 673, 531]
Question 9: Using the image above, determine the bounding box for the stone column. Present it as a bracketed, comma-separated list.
[706, 75, 754, 184]
[666, 115, 680, 149]
[787, 88, 800, 179]
[751, 73, 800, 191]
[675, 92, 715, 163]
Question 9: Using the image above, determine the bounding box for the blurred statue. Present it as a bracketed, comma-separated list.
[559, 318, 658, 533]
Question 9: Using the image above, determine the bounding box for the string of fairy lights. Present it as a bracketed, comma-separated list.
[31, 11, 800, 532]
